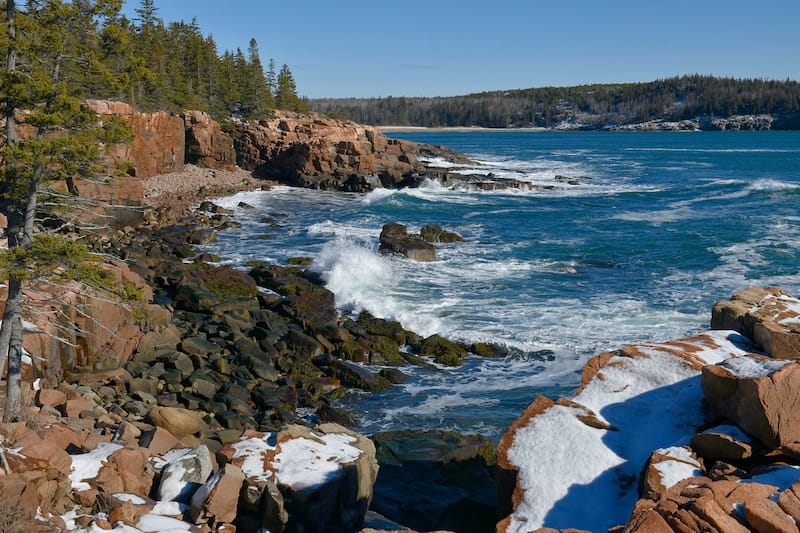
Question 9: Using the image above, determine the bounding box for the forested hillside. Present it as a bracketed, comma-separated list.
[311, 76, 800, 129]
[0, 0, 307, 122]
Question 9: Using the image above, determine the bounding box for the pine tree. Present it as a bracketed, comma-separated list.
[244, 38, 273, 118]
[275, 63, 306, 113]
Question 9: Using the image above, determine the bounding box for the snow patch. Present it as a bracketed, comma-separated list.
[720, 356, 791, 378]
[653, 446, 703, 490]
[274, 434, 362, 491]
[503, 331, 752, 532]
[69, 442, 123, 491]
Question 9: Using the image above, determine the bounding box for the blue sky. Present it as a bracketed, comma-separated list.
[121, 0, 800, 99]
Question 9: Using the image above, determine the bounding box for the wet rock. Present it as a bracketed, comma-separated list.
[379, 222, 436, 262]
[315, 355, 392, 392]
[417, 334, 468, 366]
[420, 224, 464, 243]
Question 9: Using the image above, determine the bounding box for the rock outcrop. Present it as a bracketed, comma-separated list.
[86, 99, 185, 179]
[184, 110, 237, 170]
[711, 286, 800, 358]
[497, 287, 800, 532]
[3, 258, 157, 385]
[702, 355, 800, 450]
[233, 113, 429, 191]
[495, 331, 754, 532]
[379, 222, 437, 262]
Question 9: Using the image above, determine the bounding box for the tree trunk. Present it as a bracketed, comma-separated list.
[1, 279, 23, 422]
[3, 300, 23, 422]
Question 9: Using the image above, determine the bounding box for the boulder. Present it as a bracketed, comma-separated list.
[420, 224, 464, 243]
[249, 264, 339, 333]
[148, 406, 210, 438]
[218, 424, 378, 532]
[701, 355, 800, 449]
[157, 445, 215, 502]
[315, 355, 392, 392]
[188, 464, 246, 525]
[417, 334, 468, 366]
[371, 430, 497, 533]
[379, 223, 436, 262]
[690, 424, 753, 461]
[711, 287, 800, 359]
[638, 446, 703, 501]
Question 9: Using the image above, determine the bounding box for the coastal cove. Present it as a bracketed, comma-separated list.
[201, 130, 800, 441]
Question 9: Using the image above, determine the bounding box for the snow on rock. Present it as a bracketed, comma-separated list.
[218, 423, 378, 532]
[156, 445, 214, 503]
[720, 354, 792, 378]
[702, 355, 800, 450]
[69, 442, 124, 491]
[640, 446, 703, 501]
[497, 330, 752, 532]
[274, 431, 362, 490]
[712, 286, 800, 359]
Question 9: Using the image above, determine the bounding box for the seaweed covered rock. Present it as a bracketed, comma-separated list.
[417, 334, 468, 366]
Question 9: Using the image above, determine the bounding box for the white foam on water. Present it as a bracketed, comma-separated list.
[361, 187, 398, 205]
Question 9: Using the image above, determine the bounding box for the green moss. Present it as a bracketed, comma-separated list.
[287, 256, 313, 266]
[418, 335, 467, 367]
[470, 342, 494, 357]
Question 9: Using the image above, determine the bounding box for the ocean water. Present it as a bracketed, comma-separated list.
[203, 131, 800, 441]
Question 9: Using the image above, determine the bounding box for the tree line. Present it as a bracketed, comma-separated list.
[311, 75, 800, 128]
[3, 0, 307, 122]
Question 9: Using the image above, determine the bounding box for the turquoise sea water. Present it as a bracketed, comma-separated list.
[204, 131, 800, 440]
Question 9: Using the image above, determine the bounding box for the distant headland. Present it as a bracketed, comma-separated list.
[312, 74, 800, 131]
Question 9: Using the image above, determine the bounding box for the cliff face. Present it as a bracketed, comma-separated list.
[233, 113, 427, 191]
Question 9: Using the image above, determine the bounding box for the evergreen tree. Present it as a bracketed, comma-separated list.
[266, 58, 277, 97]
[244, 38, 273, 118]
[0, 0, 132, 421]
[275, 63, 307, 112]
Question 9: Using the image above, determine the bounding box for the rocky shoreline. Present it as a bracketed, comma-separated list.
[2, 104, 800, 532]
